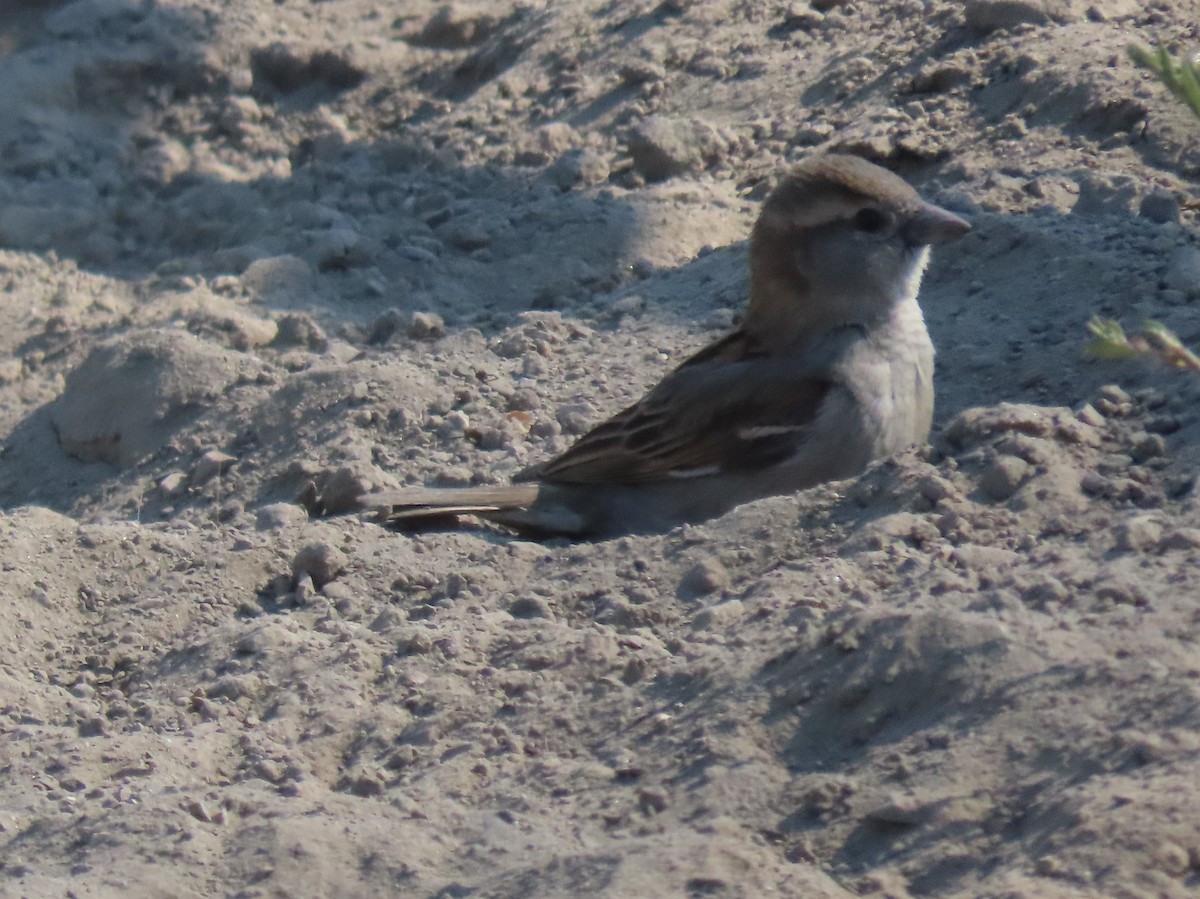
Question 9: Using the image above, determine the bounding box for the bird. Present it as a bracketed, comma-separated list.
[363, 153, 970, 538]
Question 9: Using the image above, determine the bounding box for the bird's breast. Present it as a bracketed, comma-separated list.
[839, 307, 935, 457]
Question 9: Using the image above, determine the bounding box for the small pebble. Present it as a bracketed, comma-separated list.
[294, 573, 316, 606]
[1139, 189, 1180, 225]
[292, 542, 347, 588]
[158, 471, 188, 497]
[1129, 432, 1166, 463]
[407, 311, 445, 340]
[1115, 515, 1163, 553]
[1159, 528, 1200, 551]
[549, 148, 610, 190]
[509, 595, 552, 619]
[1075, 404, 1105, 428]
[1165, 246, 1200, 296]
[679, 557, 730, 598]
[691, 598, 745, 630]
[979, 455, 1030, 502]
[1098, 384, 1132, 406]
[192, 449, 236, 485]
[1157, 841, 1190, 877]
[256, 502, 308, 530]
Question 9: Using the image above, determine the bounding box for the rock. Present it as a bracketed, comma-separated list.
[911, 63, 971, 94]
[293, 573, 316, 606]
[1016, 573, 1071, 607]
[292, 542, 348, 588]
[1009, 464, 1089, 514]
[691, 598, 744, 630]
[1164, 246, 1200, 297]
[413, 4, 498, 48]
[555, 403, 594, 435]
[549, 148, 611, 190]
[1139, 190, 1181, 224]
[178, 291, 278, 349]
[241, 254, 315, 299]
[218, 95, 263, 131]
[256, 503, 309, 530]
[944, 403, 1071, 449]
[435, 218, 492, 252]
[185, 800, 219, 824]
[441, 410, 470, 436]
[250, 43, 365, 95]
[1071, 174, 1138, 217]
[299, 465, 386, 516]
[619, 59, 667, 87]
[604, 294, 646, 322]
[507, 388, 541, 412]
[992, 434, 1058, 467]
[949, 544, 1021, 571]
[963, 0, 1064, 32]
[1159, 528, 1200, 551]
[855, 512, 942, 550]
[345, 772, 385, 797]
[774, 5, 825, 33]
[139, 138, 192, 183]
[407, 311, 446, 340]
[1075, 403, 1105, 427]
[0, 358, 23, 385]
[77, 716, 107, 737]
[191, 449, 236, 484]
[532, 122, 579, 156]
[637, 787, 669, 815]
[979, 455, 1031, 501]
[0, 204, 98, 251]
[367, 308, 406, 344]
[1082, 0, 1140, 20]
[312, 227, 371, 271]
[1098, 384, 1132, 405]
[626, 116, 729, 181]
[272, 313, 328, 350]
[679, 558, 730, 598]
[508, 595, 552, 619]
[158, 471, 188, 497]
[1129, 432, 1166, 463]
[1156, 841, 1191, 877]
[49, 329, 257, 467]
[1115, 515, 1163, 553]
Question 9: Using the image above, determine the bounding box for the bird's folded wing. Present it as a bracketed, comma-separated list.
[532, 356, 835, 485]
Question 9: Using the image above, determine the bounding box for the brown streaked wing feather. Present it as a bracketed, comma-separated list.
[533, 331, 759, 484]
[535, 330, 831, 485]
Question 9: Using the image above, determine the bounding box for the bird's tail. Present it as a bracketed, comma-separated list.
[364, 483, 539, 520]
[360, 483, 586, 535]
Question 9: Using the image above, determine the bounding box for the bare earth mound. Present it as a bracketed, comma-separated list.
[2, 1, 1200, 896]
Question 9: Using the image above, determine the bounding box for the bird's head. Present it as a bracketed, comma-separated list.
[746, 154, 970, 341]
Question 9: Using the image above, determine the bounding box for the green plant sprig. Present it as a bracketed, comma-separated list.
[1129, 44, 1200, 121]
[1086, 316, 1200, 373]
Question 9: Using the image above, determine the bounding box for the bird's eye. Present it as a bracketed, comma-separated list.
[854, 207, 893, 233]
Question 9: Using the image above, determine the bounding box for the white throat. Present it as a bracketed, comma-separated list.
[897, 245, 931, 305]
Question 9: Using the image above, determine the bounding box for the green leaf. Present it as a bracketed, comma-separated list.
[1142, 320, 1200, 371]
[1129, 43, 1200, 122]
[1084, 317, 1140, 360]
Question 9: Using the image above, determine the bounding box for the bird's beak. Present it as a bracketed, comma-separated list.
[902, 202, 971, 246]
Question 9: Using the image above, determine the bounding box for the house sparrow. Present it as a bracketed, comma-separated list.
[365, 154, 969, 537]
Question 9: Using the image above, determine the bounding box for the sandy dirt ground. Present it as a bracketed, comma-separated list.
[2, 0, 1200, 896]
